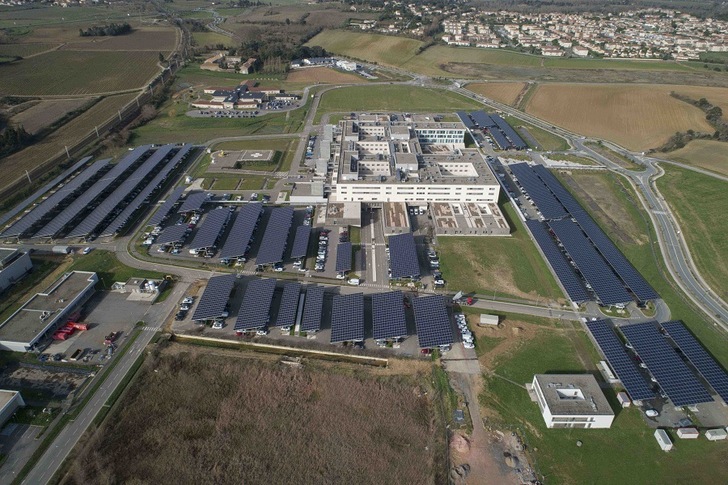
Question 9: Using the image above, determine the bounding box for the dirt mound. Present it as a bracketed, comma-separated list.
[450, 433, 471, 454]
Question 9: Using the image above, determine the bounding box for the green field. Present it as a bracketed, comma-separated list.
[657, 166, 728, 302]
[211, 138, 299, 172]
[503, 115, 570, 151]
[437, 202, 564, 303]
[192, 31, 235, 48]
[67, 250, 166, 289]
[0, 43, 57, 57]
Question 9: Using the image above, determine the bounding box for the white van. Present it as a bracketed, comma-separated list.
[347, 278, 360, 286]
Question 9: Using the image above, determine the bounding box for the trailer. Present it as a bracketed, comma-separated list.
[52, 245, 72, 255]
[654, 429, 673, 451]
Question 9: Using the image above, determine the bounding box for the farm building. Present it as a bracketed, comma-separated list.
[0, 390, 25, 428]
[0, 247, 32, 293]
[531, 374, 615, 429]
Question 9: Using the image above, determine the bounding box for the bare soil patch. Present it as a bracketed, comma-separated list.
[466, 82, 526, 106]
[10, 98, 93, 134]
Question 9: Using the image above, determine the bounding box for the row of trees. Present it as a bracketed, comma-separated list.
[79, 22, 132, 37]
[0, 115, 33, 158]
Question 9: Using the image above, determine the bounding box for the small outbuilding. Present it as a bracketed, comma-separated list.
[616, 392, 631, 408]
[676, 428, 699, 439]
[479, 314, 499, 326]
[654, 429, 673, 451]
[705, 429, 728, 441]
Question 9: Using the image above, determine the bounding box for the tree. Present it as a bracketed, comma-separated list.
[158, 52, 165, 63]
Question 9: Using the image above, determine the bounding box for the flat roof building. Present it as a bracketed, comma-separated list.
[531, 374, 614, 429]
[0, 390, 25, 427]
[0, 248, 32, 293]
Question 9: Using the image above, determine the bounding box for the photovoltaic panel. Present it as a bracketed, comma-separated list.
[469, 110, 496, 128]
[548, 219, 632, 305]
[412, 295, 453, 348]
[620, 322, 712, 407]
[510, 163, 567, 220]
[1, 158, 109, 237]
[301, 286, 324, 332]
[188, 207, 230, 250]
[0, 156, 93, 230]
[148, 187, 186, 226]
[234, 278, 276, 331]
[156, 224, 188, 245]
[177, 191, 209, 213]
[388, 232, 420, 279]
[585, 320, 655, 402]
[335, 242, 352, 273]
[33, 145, 153, 238]
[192, 274, 235, 320]
[456, 111, 475, 129]
[256, 207, 294, 265]
[274, 282, 301, 328]
[530, 165, 585, 216]
[290, 225, 311, 259]
[525, 220, 589, 301]
[372, 291, 407, 340]
[330, 293, 364, 343]
[219, 203, 262, 259]
[661, 321, 728, 405]
[488, 129, 510, 150]
[491, 114, 527, 150]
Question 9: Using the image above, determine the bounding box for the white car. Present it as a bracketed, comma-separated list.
[256, 328, 268, 336]
[212, 321, 224, 329]
[645, 409, 659, 418]
[347, 278, 360, 286]
[274, 266, 284, 272]
[336, 273, 346, 279]
[463, 341, 475, 349]
[182, 297, 194, 305]
[82, 247, 93, 255]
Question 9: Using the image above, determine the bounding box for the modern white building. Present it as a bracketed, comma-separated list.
[0, 248, 32, 293]
[531, 374, 615, 429]
[0, 390, 25, 427]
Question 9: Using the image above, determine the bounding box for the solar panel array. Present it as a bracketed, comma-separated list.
[256, 207, 294, 265]
[491, 114, 527, 150]
[456, 111, 475, 129]
[330, 293, 364, 343]
[335, 242, 352, 273]
[1, 158, 109, 237]
[0, 156, 93, 230]
[192, 274, 235, 320]
[156, 224, 189, 245]
[661, 321, 728, 404]
[530, 165, 585, 216]
[290, 225, 311, 259]
[148, 187, 186, 226]
[274, 282, 301, 328]
[510, 163, 568, 220]
[67, 145, 176, 238]
[301, 286, 324, 332]
[177, 191, 209, 213]
[585, 320, 655, 401]
[388, 232, 420, 279]
[412, 295, 453, 348]
[526, 220, 589, 301]
[235, 278, 276, 331]
[470, 110, 496, 128]
[219, 203, 262, 259]
[188, 207, 230, 250]
[488, 129, 510, 150]
[548, 219, 632, 305]
[372, 291, 407, 340]
[33, 145, 153, 238]
[101, 144, 193, 236]
[620, 322, 713, 406]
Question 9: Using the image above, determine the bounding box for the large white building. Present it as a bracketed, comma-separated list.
[0, 248, 32, 293]
[531, 374, 615, 429]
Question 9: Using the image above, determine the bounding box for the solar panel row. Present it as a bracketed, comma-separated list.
[530, 165, 585, 216]
[548, 219, 632, 305]
[525, 220, 589, 301]
[456, 111, 475, 129]
[491, 114, 527, 150]
[412, 295, 453, 348]
[188, 207, 230, 250]
[330, 292, 364, 343]
[335, 241, 352, 273]
[219, 203, 262, 259]
[274, 282, 301, 328]
[301, 286, 324, 332]
[620, 322, 712, 407]
[661, 321, 728, 405]
[372, 291, 407, 340]
[155, 224, 189, 245]
[510, 163, 568, 220]
[470, 110, 496, 128]
[256, 207, 294, 265]
[488, 129, 510, 150]
[148, 187, 186, 226]
[585, 320, 655, 401]
[388, 232, 420, 279]
[235, 278, 276, 331]
[177, 191, 209, 214]
[290, 225, 311, 260]
[192, 274, 235, 320]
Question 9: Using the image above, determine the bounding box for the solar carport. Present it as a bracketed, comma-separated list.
[388, 232, 420, 279]
[412, 295, 453, 348]
[234, 278, 276, 332]
[192, 274, 236, 321]
[330, 293, 364, 343]
[372, 291, 407, 340]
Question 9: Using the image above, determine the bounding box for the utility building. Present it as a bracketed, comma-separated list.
[531, 374, 614, 429]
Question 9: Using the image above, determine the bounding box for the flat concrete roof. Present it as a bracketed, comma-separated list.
[0, 248, 19, 266]
[0, 389, 19, 410]
[534, 374, 614, 416]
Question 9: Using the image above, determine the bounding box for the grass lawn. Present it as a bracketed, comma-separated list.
[67, 250, 166, 289]
[211, 137, 299, 172]
[238, 175, 268, 190]
[662, 139, 728, 177]
[585, 142, 643, 171]
[546, 153, 598, 165]
[437, 202, 564, 303]
[503, 115, 570, 151]
[210, 177, 240, 190]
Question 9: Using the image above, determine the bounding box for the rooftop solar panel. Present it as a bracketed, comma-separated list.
[456, 111, 475, 129]
[330, 293, 364, 343]
[0, 156, 93, 230]
[661, 321, 728, 405]
[335, 242, 352, 273]
[412, 295, 453, 348]
[491, 114, 527, 150]
[234, 278, 276, 331]
[219, 203, 262, 259]
[192, 274, 235, 320]
[156, 224, 189, 245]
[290, 225, 311, 260]
[525, 220, 589, 302]
[372, 291, 407, 340]
[388, 232, 420, 279]
[274, 282, 301, 328]
[177, 191, 209, 214]
[470, 110, 496, 128]
[256, 207, 294, 265]
[188, 207, 230, 250]
[509, 163, 568, 220]
[33, 145, 153, 238]
[620, 322, 713, 407]
[488, 129, 511, 150]
[548, 219, 632, 305]
[1, 158, 109, 237]
[585, 320, 655, 402]
[301, 286, 324, 332]
[148, 187, 186, 226]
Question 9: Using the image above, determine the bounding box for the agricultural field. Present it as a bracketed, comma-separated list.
[662, 139, 728, 176]
[10, 98, 94, 134]
[192, 32, 235, 49]
[67, 346, 444, 484]
[466, 82, 526, 106]
[525, 84, 714, 151]
[0, 42, 58, 57]
[286, 67, 364, 84]
[58, 26, 177, 52]
[306, 30, 423, 67]
[657, 166, 728, 302]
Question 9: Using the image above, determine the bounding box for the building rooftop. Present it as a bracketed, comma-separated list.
[534, 374, 614, 416]
[0, 248, 19, 267]
[0, 390, 19, 410]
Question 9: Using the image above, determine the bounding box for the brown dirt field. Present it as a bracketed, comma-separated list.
[10, 98, 94, 134]
[525, 84, 714, 151]
[663, 139, 728, 176]
[670, 85, 728, 113]
[286, 66, 363, 84]
[60, 27, 177, 53]
[466, 82, 526, 106]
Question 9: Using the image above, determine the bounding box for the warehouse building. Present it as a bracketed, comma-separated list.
[0, 390, 25, 428]
[530, 374, 615, 429]
[0, 248, 32, 293]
